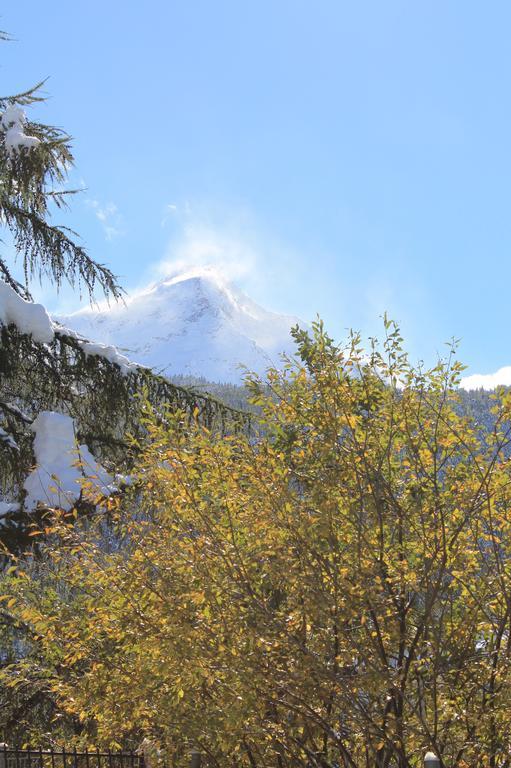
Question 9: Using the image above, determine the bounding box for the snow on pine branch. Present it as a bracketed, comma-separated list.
[0, 279, 141, 373]
[58, 324, 142, 375]
[0, 104, 40, 154]
[0, 279, 53, 343]
[0, 427, 18, 450]
[23, 411, 119, 511]
[80, 340, 140, 375]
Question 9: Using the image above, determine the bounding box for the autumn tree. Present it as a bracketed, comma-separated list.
[4, 321, 511, 767]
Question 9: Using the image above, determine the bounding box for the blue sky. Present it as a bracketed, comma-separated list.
[3, 2, 511, 379]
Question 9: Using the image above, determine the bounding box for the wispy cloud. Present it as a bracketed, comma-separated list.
[161, 202, 179, 227]
[86, 199, 125, 241]
[460, 367, 511, 391]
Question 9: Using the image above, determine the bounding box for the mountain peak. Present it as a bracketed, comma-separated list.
[56, 269, 303, 383]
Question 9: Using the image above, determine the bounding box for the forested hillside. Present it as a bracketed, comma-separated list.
[173, 373, 500, 427]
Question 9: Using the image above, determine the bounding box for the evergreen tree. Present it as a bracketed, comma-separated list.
[0, 66, 248, 548]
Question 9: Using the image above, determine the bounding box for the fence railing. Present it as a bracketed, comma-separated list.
[0, 747, 145, 768]
[0, 744, 443, 768]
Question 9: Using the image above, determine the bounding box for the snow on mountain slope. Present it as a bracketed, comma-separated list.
[55, 270, 304, 383]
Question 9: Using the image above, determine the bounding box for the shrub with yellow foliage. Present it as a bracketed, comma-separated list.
[4, 320, 511, 768]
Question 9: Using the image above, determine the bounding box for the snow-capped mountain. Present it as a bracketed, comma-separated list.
[55, 270, 304, 383]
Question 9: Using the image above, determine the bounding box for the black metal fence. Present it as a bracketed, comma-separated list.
[0, 748, 145, 768]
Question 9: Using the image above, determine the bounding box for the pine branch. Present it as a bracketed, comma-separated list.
[0, 79, 49, 107]
[46, 189, 82, 210]
[1, 131, 74, 211]
[0, 257, 32, 299]
[2, 201, 123, 300]
[0, 80, 122, 302]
